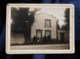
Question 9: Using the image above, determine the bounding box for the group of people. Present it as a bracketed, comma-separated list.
[32, 35, 52, 43]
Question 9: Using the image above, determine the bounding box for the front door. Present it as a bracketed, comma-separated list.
[60, 32, 64, 43]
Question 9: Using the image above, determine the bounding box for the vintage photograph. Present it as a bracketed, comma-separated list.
[6, 4, 75, 54]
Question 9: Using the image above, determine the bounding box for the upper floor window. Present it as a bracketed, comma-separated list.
[45, 19, 51, 28]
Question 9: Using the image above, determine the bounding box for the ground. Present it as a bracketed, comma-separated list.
[11, 44, 69, 50]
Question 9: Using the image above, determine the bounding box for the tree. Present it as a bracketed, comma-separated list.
[64, 8, 70, 31]
[11, 8, 35, 43]
[11, 8, 29, 32]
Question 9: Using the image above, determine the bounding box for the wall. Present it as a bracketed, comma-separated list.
[31, 13, 57, 39]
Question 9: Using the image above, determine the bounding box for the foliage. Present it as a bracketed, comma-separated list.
[62, 8, 70, 30]
[11, 8, 34, 33]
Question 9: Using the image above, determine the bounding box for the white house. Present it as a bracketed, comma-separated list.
[31, 13, 58, 40]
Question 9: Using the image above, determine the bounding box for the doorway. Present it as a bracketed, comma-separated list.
[60, 32, 65, 43]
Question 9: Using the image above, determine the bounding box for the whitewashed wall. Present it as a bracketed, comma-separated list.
[31, 13, 57, 39]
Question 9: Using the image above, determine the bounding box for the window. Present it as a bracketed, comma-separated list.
[36, 30, 42, 38]
[45, 30, 51, 37]
[45, 19, 51, 28]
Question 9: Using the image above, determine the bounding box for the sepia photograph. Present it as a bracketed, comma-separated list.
[6, 4, 75, 54]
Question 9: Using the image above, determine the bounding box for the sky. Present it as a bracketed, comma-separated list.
[29, 8, 66, 28]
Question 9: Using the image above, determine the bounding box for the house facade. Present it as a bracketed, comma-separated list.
[31, 13, 58, 41]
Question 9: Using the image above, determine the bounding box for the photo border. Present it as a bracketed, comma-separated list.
[6, 4, 75, 54]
